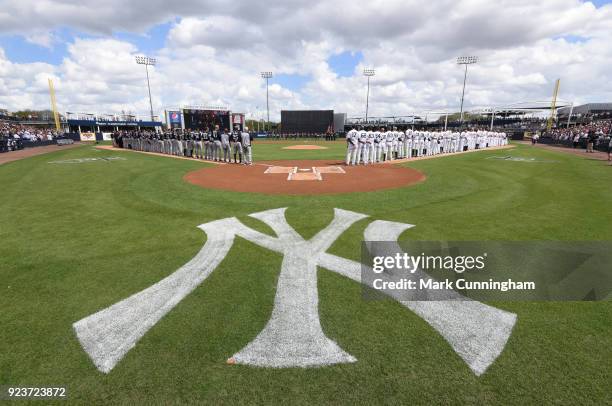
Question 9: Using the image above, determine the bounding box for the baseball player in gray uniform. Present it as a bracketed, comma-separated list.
[241, 126, 252, 165]
[221, 129, 231, 162]
[194, 131, 203, 159]
[201, 129, 210, 160]
[185, 132, 193, 157]
[213, 125, 222, 161]
[231, 125, 243, 163]
[172, 133, 181, 156]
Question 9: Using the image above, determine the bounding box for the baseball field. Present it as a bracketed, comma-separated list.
[1, 140, 610, 404]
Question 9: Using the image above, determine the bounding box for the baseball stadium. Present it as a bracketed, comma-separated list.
[1, 1, 611, 405]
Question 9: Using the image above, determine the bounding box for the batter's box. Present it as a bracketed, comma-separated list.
[314, 166, 346, 174]
[265, 166, 297, 174]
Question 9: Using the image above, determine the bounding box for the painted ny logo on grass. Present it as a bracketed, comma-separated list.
[73, 208, 516, 375]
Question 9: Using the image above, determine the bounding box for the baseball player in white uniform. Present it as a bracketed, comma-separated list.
[357, 127, 368, 164]
[367, 128, 376, 164]
[345, 126, 359, 165]
[385, 129, 395, 161]
[404, 129, 412, 159]
[378, 127, 386, 162]
[396, 128, 405, 158]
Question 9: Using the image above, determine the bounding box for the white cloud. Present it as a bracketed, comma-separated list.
[0, 0, 611, 119]
[24, 31, 58, 48]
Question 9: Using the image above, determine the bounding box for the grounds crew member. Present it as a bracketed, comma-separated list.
[231, 125, 243, 163]
[241, 126, 253, 165]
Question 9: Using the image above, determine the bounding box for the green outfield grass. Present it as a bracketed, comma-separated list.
[0, 143, 610, 405]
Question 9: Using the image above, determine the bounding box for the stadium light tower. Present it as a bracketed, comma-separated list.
[135, 55, 156, 121]
[363, 68, 375, 123]
[261, 71, 273, 131]
[456, 56, 478, 126]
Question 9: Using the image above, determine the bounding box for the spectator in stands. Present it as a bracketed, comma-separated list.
[587, 130, 596, 153]
[0, 120, 62, 153]
[573, 133, 580, 148]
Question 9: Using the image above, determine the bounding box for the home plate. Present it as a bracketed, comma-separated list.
[265, 165, 346, 181]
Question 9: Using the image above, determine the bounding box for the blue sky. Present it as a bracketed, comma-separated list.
[0, 21, 365, 93]
[328, 51, 363, 78]
[271, 51, 363, 91]
[0, 22, 172, 65]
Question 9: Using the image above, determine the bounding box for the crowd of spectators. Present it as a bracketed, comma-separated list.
[0, 121, 62, 153]
[547, 120, 612, 153]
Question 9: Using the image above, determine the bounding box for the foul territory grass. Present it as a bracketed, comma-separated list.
[0, 142, 610, 404]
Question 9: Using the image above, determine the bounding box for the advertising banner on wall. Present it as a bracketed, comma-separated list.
[80, 132, 96, 141]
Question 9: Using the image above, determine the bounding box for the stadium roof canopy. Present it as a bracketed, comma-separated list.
[475, 100, 573, 115]
[557, 102, 612, 116]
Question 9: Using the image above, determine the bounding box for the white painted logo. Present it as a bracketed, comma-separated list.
[73, 208, 516, 375]
[49, 157, 126, 164]
[486, 155, 557, 163]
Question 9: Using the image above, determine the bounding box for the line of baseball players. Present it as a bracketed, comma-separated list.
[119, 124, 253, 164]
[345, 126, 508, 165]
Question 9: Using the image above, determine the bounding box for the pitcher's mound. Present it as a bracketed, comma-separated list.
[282, 145, 328, 150]
[184, 160, 425, 195]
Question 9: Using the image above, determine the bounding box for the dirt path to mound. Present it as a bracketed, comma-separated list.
[184, 160, 426, 195]
[0, 143, 82, 165]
